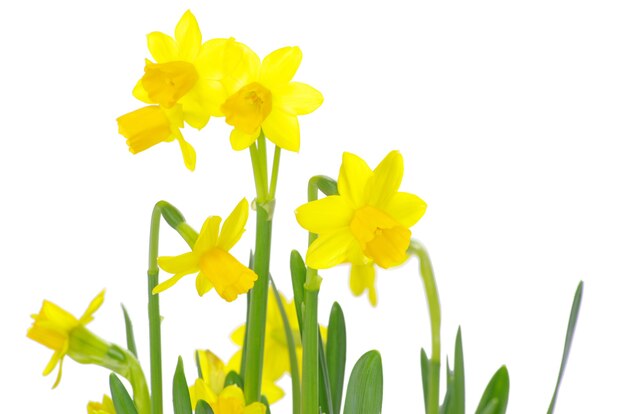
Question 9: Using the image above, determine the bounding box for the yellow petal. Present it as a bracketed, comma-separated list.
[230, 325, 246, 346]
[117, 106, 173, 154]
[262, 109, 300, 152]
[260, 379, 285, 405]
[385, 192, 427, 227]
[368, 150, 404, 208]
[196, 349, 226, 396]
[180, 81, 213, 128]
[152, 271, 193, 294]
[295, 196, 353, 234]
[147, 32, 178, 63]
[42, 351, 62, 377]
[195, 216, 222, 253]
[306, 228, 358, 269]
[364, 225, 411, 269]
[195, 272, 214, 296]
[217, 198, 249, 251]
[274, 82, 323, 115]
[132, 77, 151, 104]
[350, 263, 377, 306]
[244, 402, 268, 414]
[261, 46, 302, 87]
[52, 356, 64, 389]
[229, 128, 259, 151]
[200, 249, 257, 301]
[190, 378, 216, 408]
[79, 290, 105, 325]
[338, 152, 373, 208]
[158, 252, 198, 274]
[176, 135, 196, 171]
[175, 10, 201, 60]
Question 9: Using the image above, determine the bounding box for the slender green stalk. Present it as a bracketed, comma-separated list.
[408, 239, 441, 414]
[269, 146, 281, 200]
[147, 201, 197, 414]
[302, 285, 320, 414]
[269, 276, 301, 414]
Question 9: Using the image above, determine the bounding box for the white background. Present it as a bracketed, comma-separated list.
[1, 1, 625, 412]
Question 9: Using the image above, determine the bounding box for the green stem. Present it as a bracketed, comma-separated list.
[408, 240, 441, 414]
[269, 276, 301, 414]
[147, 201, 197, 414]
[269, 146, 281, 200]
[302, 286, 320, 414]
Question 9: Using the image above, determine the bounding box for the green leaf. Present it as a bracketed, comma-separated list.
[121, 304, 138, 358]
[420, 348, 430, 413]
[224, 370, 244, 389]
[195, 400, 213, 414]
[476, 366, 509, 414]
[173, 356, 192, 414]
[316, 175, 339, 196]
[441, 327, 466, 414]
[109, 373, 138, 414]
[261, 395, 272, 414]
[343, 350, 383, 414]
[318, 333, 333, 414]
[547, 281, 584, 414]
[326, 302, 347, 414]
[290, 250, 306, 336]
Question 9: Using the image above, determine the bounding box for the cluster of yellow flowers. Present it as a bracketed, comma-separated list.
[117, 10, 323, 171]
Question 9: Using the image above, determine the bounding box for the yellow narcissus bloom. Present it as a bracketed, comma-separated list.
[189, 350, 227, 408]
[211, 385, 266, 414]
[218, 43, 323, 152]
[87, 395, 115, 414]
[154, 198, 257, 302]
[27, 291, 105, 388]
[295, 151, 427, 304]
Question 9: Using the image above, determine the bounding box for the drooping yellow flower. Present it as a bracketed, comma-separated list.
[211, 385, 266, 414]
[27, 291, 105, 388]
[87, 395, 116, 414]
[217, 44, 323, 152]
[295, 151, 426, 301]
[154, 198, 257, 302]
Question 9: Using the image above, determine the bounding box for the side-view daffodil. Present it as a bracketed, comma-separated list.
[295, 150, 427, 304]
[218, 43, 323, 152]
[27, 290, 105, 388]
[211, 385, 266, 414]
[87, 395, 116, 414]
[155, 198, 257, 302]
[189, 350, 227, 408]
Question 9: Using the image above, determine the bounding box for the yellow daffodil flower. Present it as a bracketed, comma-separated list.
[189, 350, 227, 408]
[295, 151, 426, 302]
[209, 385, 266, 414]
[217, 43, 323, 152]
[87, 395, 116, 414]
[154, 198, 257, 302]
[27, 291, 105, 388]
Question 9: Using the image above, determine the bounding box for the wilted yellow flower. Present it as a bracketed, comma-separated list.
[154, 198, 257, 301]
[295, 151, 426, 301]
[211, 385, 266, 414]
[87, 395, 115, 414]
[27, 291, 105, 388]
[218, 44, 323, 152]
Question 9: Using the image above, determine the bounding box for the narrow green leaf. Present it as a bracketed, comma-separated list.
[326, 302, 347, 414]
[440, 358, 454, 414]
[290, 250, 306, 336]
[109, 373, 138, 414]
[547, 281, 584, 414]
[476, 366, 509, 414]
[318, 333, 333, 414]
[343, 350, 383, 414]
[195, 400, 213, 414]
[121, 304, 138, 358]
[173, 356, 192, 414]
[420, 348, 430, 413]
[224, 370, 244, 389]
[453, 327, 465, 414]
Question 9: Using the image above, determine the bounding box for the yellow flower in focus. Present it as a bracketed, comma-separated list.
[154, 198, 257, 302]
[295, 151, 426, 302]
[211, 385, 266, 414]
[87, 395, 116, 414]
[189, 350, 227, 408]
[27, 291, 105, 388]
[218, 44, 323, 152]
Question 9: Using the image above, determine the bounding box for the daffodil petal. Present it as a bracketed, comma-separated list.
[175, 10, 201, 60]
[260, 380, 284, 405]
[386, 192, 427, 227]
[295, 196, 353, 234]
[229, 128, 259, 151]
[52, 356, 64, 389]
[274, 82, 323, 115]
[195, 216, 222, 253]
[176, 135, 196, 171]
[79, 290, 105, 325]
[365, 225, 411, 269]
[147, 32, 178, 63]
[132, 78, 151, 104]
[350, 263, 377, 306]
[217, 198, 249, 251]
[262, 109, 300, 152]
[338, 152, 373, 208]
[152, 271, 193, 294]
[43, 351, 62, 377]
[201, 249, 257, 302]
[180, 82, 212, 129]
[230, 325, 246, 346]
[306, 228, 357, 269]
[369, 150, 404, 208]
[158, 252, 198, 274]
[195, 272, 213, 296]
[261, 46, 302, 87]
[244, 403, 268, 414]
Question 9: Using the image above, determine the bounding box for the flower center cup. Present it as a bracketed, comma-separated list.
[142, 61, 199, 108]
[221, 82, 273, 134]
